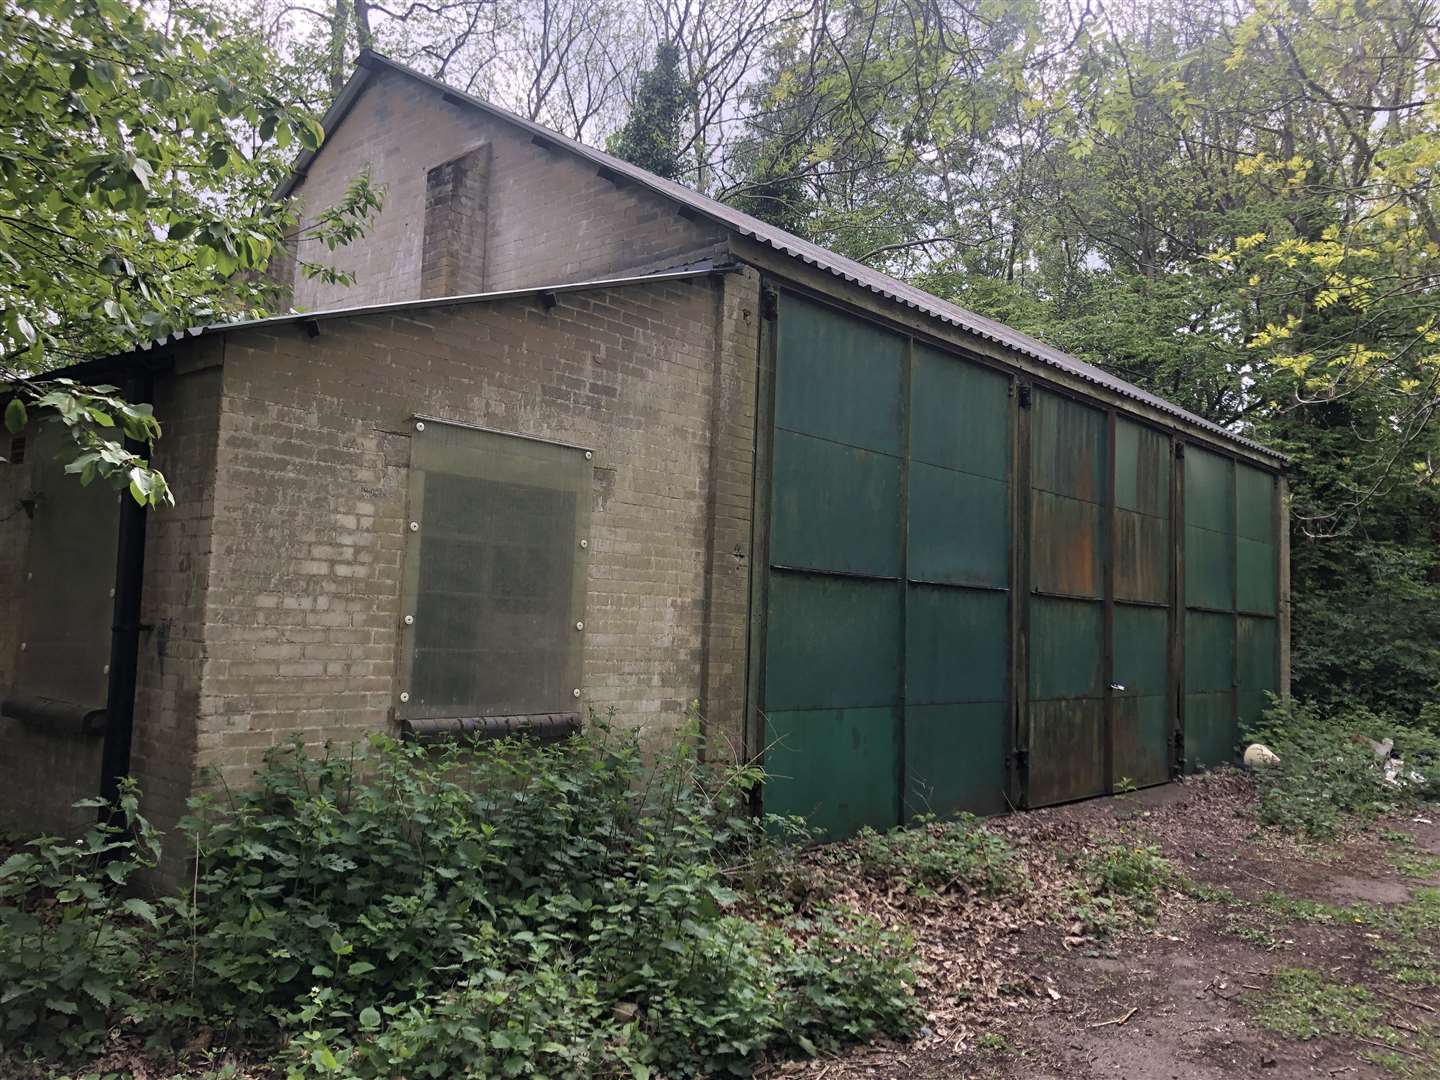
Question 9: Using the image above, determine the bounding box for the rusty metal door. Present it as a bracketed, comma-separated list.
[1025, 389, 1108, 806]
[1110, 419, 1173, 789]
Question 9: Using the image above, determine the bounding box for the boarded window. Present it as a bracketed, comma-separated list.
[3, 421, 120, 731]
[397, 420, 591, 723]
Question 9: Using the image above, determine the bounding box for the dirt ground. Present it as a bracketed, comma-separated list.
[769, 772, 1440, 1080]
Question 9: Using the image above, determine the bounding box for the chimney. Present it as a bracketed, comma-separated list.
[420, 144, 491, 297]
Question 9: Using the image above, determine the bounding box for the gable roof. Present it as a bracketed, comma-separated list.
[284, 50, 1279, 462]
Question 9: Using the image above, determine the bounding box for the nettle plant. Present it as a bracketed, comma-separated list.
[0, 723, 922, 1077]
[0, 781, 165, 1058]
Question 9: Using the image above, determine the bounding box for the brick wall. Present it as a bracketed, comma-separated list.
[289, 66, 726, 310]
[128, 349, 225, 846]
[198, 270, 758, 790]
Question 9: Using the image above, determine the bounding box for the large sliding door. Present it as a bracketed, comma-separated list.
[762, 294, 1013, 836]
[759, 288, 1281, 831]
[762, 296, 906, 837]
[904, 345, 1012, 818]
[1111, 420, 1174, 789]
[1183, 447, 1238, 771]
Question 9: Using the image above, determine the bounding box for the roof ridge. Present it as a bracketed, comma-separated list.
[282, 49, 1281, 462]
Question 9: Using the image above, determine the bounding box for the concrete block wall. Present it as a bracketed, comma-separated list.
[197, 272, 758, 790]
[128, 349, 225, 842]
[289, 65, 725, 311]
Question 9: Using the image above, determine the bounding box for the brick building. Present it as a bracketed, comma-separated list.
[0, 52, 1288, 846]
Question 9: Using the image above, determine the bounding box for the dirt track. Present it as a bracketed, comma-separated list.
[771, 773, 1440, 1079]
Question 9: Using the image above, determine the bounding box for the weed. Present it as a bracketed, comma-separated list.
[975, 1032, 1011, 1053]
[1083, 841, 1174, 909]
[1060, 840, 1178, 938]
[1249, 968, 1385, 1040]
[1220, 913, 1293, 951]
[1366, 888, 1440, 988]
[1256, 892, 1358, 925]
[844, 815, 1024, 896]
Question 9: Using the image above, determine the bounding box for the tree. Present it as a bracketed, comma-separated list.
[608, 41, 689, 181]
[1, 0, 380, 505]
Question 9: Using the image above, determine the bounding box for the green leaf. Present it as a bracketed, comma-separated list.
[310, 1046, 339, 1071]
[122, 896, 159, 927]
[4, 397, 25, 433]
[358, 1005, 381, 1029]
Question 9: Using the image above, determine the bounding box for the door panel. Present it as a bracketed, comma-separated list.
[905, 702, 1009, 817]
[1027, 391, 1108, 805]
[764, 707, 901, 836]
[763, 295, 1012, 834]
[1113, 604, 1170, 788]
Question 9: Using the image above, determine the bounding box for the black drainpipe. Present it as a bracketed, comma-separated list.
[97, 370, 152, 815]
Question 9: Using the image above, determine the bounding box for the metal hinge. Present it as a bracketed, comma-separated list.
[1017, 383, 1033, 408]
[1008, 747, 1030, 770]
[760, 287, 779, 321]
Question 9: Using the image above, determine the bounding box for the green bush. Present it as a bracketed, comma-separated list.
[0, 782, 164, 1058]
[845, 815, 1023, 896]
[1245, 698, 1438, 837]
[0, 722, 921, 1077]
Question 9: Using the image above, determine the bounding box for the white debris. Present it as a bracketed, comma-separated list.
[1243, 743, 1281, 768]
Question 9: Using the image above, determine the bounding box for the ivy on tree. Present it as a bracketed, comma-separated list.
[608, 42, 689, 182]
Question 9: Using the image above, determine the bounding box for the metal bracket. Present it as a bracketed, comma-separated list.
[760, 287, 779, 322]
[1017, 383, 1033, 408]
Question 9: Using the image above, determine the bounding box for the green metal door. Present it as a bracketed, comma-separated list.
[904, 344, 1012, 818]
[763, 295, 905, 837]
[1183, 447, 1237, 771]
[1236, 464, 1281, 731]
[762, 294, 1013, 836]
[1026, 390, 1108, 806]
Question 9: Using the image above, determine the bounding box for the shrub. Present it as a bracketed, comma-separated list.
[845, 815, 1023, 896]
[0, 723, 922, 1076]
[0, 782, 164, 1058]
[775, 907, 920, 1056]
[1245, 698, 1436, 837]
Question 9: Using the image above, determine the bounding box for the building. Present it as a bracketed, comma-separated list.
[0, 52, 1287, 845]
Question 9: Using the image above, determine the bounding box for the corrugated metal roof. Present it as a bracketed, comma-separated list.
[317, 51, 1278, 461]
[128, 264, 729, 353]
